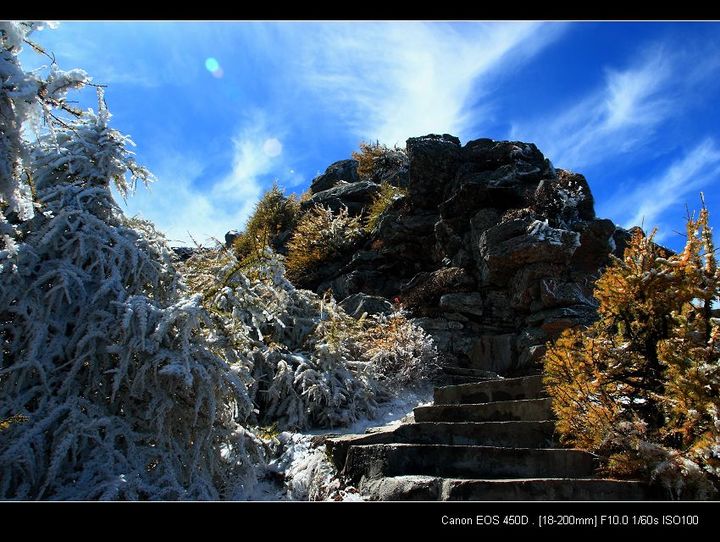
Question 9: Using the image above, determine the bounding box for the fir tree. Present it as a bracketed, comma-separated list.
[544, 204, 720, 498]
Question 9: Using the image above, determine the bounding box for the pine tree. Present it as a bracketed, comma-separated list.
[0, 22, 261, 500]
[544, 205, 720, 498]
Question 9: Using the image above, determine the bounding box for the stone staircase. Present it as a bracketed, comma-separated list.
[326, 375, 657, 500]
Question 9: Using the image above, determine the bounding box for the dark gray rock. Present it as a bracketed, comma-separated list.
[468, 333, 517, 373]
[434, 219, 464, 261]
[526, 305, 597, 339]
[463, 139, 550, 176]
[303, 180, 380, 215]
[538, 279, 597, 310]
[310, 159, 359, 194]
[406, 134, 462, 209]
[339, 293, 394, 319]
[478, 218, 581, 287]
[440, 183, 525, 224]
[533, 169, 595, 225]
[401, 267, 475, 313]
[224, 229, 241, 249]
[293, 134, 633, 380]
[171, 246, 201, 262]
[439, 292, 484, 317]
[509, 262, 567, 310]
[517, 345, 547, 370]
[571, 218, 616, 273]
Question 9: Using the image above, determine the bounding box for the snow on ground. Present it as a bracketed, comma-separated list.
[246, 386, 433, 501]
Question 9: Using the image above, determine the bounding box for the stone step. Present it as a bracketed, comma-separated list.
[359, 475, 654, 501]
[440, 375, 490, 385]
[435, 375, 545, 405]
[326, 421, 557, 470]
[414, 398, 553, 422]
[442, 366, 498, 379]
[343, 443, 595, 484]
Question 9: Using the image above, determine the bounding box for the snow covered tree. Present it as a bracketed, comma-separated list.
[0, 22, 439, 500]
[0, 22, 262, 500]
[544, 205, 720, 498]
[180, 246, 438, 431]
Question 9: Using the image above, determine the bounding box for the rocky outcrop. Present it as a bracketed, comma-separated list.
[310, 159, 360, 194]
[302, 180, 380, 216]
[230, 134, 633, 377]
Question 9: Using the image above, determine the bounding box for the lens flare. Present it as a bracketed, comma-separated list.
[204, 57, 223, 78]
[262, 138, 283, 157]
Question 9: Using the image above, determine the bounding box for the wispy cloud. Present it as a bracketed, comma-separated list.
[121, 112, 301, 246]
[511, 47, 671, 169]
[294, 22, 565, 145]
[510, 44, 720, 170]
[608, 139, 720, 236]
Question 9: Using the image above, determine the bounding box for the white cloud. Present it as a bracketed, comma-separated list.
[510, 44, 720, 171]
[120, 114, 296, 246]
[294, 22, 565, 146]
[608, 139, 720, 236]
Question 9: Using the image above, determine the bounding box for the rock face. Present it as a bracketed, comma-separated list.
[310, 159, 360, 194]
[302, 180, 380, 216]
[241, 134, 631, 376]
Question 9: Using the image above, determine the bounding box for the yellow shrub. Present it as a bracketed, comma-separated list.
[285, 205, 363, 285]
[232, 183, 300, 266]
[351, 141, 407, 182]
[543, 203, 720, 497]
[365, 181, 407, 233]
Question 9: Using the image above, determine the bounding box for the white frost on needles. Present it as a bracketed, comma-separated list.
[0, 22, 439, 500]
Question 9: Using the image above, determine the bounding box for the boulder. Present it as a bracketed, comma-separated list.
[526, 305, 597, 339]
[570, 218, 616, 273]
[517, 345, 547, 370]
[310, 159, 359, 194]
[468, 334, 518, 374]
[406, 134, 462, 209]
[478, 218, 581, 286]
[401, 267, 475, 312]
[440, 182, 524, 222]
[339, 293, 394, 319]
[303, 180, 380, 215]
[508, 262, 566, 310]
[290, 134, 632, 378]
[434, 219, 464, 261]
[463, 139, 550, 178]
[533, 169, 595, 225]
[439, 292, 485, 317]
[538, 279, 597, 310]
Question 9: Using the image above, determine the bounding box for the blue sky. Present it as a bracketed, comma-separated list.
[22, 22, 720, 250]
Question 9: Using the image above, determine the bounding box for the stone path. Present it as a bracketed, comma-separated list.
[326, 375, 657, 500]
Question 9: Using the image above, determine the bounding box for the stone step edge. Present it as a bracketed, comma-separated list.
[357, 475, 653, 501]
[436, 374, 543, 392]
[415, 397, 552, 410]
[324, 420, 558, 471]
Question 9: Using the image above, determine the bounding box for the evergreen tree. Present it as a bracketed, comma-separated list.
[0, 22, 261, 500]
[544, 205, 720, 498]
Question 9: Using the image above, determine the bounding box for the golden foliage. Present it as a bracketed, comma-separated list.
[285, 205, 364, 285]
[0, 414, 28, 432]
[232, 182, 300, 266]
[544, 201, 720, 497]
[351, 141, 407, 182]
[365, 181, 407, 233]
